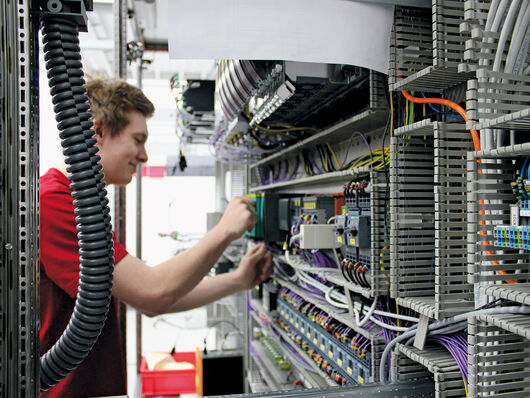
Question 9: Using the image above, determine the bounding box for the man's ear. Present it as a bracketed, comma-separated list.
[93, 121, 105, 145]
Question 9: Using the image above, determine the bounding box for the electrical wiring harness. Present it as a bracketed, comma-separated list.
[379, 305, 530, 384]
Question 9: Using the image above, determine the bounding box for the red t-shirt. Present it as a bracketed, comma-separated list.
[40, 168, 129, 397]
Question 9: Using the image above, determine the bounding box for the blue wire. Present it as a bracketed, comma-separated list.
[524, 154, 530, 180]
[420, 92, 463, 120]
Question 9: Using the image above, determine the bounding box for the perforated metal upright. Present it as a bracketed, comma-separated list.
[0, 0, 40, 395]
[468, 313, 530, 397]
[390, 120, 474, 318]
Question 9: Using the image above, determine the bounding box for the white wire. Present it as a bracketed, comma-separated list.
[372, 310, 419, 323]
[282, 251, 342, 275]
[485, 0, 499, 32]
[368, 316, 410, 333]
[505, 2, 530, 74]
[481, 0, 508, 150]
[289, 234, 301, 246]
[324, 288, 349, 309]
[296, 270, 348, 306]
[492, 0, 521, 73]
[356, 298, 377, 327]
[492, 0, 510, 38]
[274, 264, 298, 282]
[332, 248, 341, 268]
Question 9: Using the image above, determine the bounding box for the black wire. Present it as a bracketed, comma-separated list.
[347, 264, 361, 286]
[325, 144, 337, 171]
[249, 129, 281, 150]
[302, 150, 315, 176]
[281, 159, 290, 180]
[315, 145, 328, 172]
[359, 269, 370, 288]
[341, 262, 352, 282]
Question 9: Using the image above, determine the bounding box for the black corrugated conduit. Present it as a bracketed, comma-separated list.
[39, 17, 115, 391]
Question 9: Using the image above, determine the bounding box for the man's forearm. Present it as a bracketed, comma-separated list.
[125, 225, 235, 315]
[155, 225, 234, 305]
[113, 197, 258, 316]
[166, 272, 243, 312]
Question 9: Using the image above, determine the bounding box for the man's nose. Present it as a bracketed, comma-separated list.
[138, 145, 148, 163]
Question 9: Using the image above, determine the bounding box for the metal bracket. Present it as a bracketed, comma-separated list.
[39, 0, 90, 31]
[126, 40, 144, 64]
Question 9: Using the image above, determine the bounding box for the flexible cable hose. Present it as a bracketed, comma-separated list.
[40, 17, 115, 391]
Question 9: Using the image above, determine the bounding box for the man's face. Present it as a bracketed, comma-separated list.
[95, 111, 149, 185]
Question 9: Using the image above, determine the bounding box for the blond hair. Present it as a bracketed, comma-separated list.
[86, 78, 155, 136]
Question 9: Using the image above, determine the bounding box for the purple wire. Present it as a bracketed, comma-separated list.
[247, 290, 254, 311]
[428, 332, 468, 385]
[342, 131, 373, 167]
[257, 166, 268, 186]
[308, 152, 323, 174]
[210, 124, 223, 146]
[265, 242, 283, 254]
[272, 163, 281, 183]
[288, 156, 300, 180]
[280, 160, 289, 181]
[372, 313, 396, 380]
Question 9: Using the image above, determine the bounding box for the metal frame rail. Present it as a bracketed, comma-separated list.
[0, 0, 40, 396]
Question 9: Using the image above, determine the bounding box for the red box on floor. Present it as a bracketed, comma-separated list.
[140, 352, 196, 396]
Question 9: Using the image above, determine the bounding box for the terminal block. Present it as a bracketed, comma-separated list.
[334, 214, 347, 245]
[494, 225, 530, 250]
[345, 213, 370, 248]
[260, 337, 291, 370]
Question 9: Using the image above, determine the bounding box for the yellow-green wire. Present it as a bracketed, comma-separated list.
[327, 143, 341, 169]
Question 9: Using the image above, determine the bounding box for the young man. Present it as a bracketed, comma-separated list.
[39, 78, 272, 397]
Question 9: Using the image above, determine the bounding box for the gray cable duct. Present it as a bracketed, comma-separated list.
[379, 305, 530, 383]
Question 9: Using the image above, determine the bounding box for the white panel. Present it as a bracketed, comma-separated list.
[168, 0, 394, 74]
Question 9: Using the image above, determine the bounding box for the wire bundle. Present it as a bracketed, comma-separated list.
[343, 147, 389, 171]
[340, 258, 369, 288]
[379, 305, 530, 384]
[428, 332, 469, 387]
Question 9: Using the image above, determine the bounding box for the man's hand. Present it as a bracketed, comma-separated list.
[233, 242, 273, 290]
[216, 197, 258, 241]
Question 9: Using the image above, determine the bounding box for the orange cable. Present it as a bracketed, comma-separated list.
[401, 90, 516, 284]
[400, 90, 481, 151]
